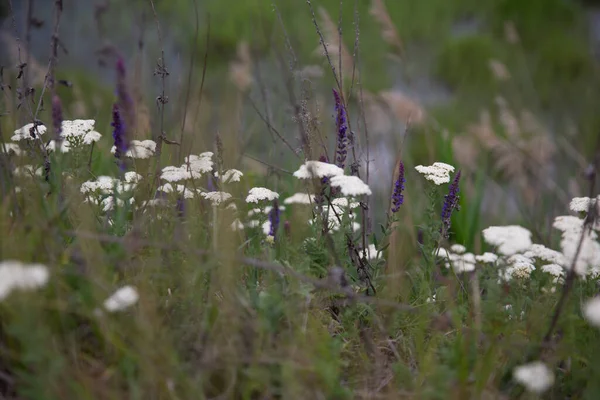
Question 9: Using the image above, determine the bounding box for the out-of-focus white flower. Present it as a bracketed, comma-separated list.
[201, 191, 232, 205]
[124, 172, 143, 183]
[46, 140, 70, 153]
[160, 165, 201, 182]
[364, 244, 380, 260]
[329, 175, 372, 196]
[434, 248, 450, 258]
[80, 176, 116, 194]
[500, 254, 535, 281]
[569, 196, 599, 213]
[247, 208, 262, 217]
[0, 260, 49, 301]
[415, 162, 455, 185]
[231, 219, 244, 231]
[331, 197, 360, 209]
[284, 192, 315, 205]
[513, 361, 554, 393]
[352, 222, 361, 232]
[185, 153, 214, 174]
[246, 187, 279, 203]
[482, 225, 532, 255]
[2, 143, 23, 155]
[553, 215, 600, 276]
[101, 196, 134, 212]
[265, 235, 275, 244]
[524, 244, 565, 265]
[583, 297, 600, 328]
[445, 252, 476, 273]
[103, 286, 139, 312]
[126, 140, 156, 159]
[11, 123, 47, 141]
[13, 165, 43, 177]
[293, 161, 344, 179]
[226, 203, 237, 211]
[262, 220, 271, 236]
[263, 205, 285, 214]
[216, 169, 243, 183]
[158, 183, 195, 199]
[246, 220, 260, 228]
[450, 244, 466, 254]
[541, 264, 564, 277]
[475, 252, 498, 264]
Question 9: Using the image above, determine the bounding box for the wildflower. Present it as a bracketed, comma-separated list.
[513, 361, 554, 393]
[51, 95, 63, 142]
[184, 153, 214, 175]
[583, 297, 600, 327]
[569, 196, 599, 213]
[541, 264, 564, 277]
[216, 169, 243, 183]
[1, 143, 23, 156]
[482, 225, 532, 255]
[246, 187, 279, 203]
[201, 191, 232, 206]
[158, 183, 196, 199]
[265, 235, 275, 245]
[475, 252, 498, 264]
[103, 285, 139, 312]
[523, 244, 565, 265]
[111, 104, 126, 166]
[160, 165, 201, 182]
[365, 243, 380, 261]
[329, 175, 372, 196]
[124, 172, 142, 183]
[553, 215, 600, 276]
[450, 244, 466, 254]
[231, 219, 244, 231]
[441, 170, 461, 238]
[500, 255, 535, 281]
[111, 140, 156, 159]
[391, 161, 405, 213]
[332, 89, 348, 169]
[293, 160, 345, 179]
[284, 193, 316, 205]
[445, 252, 476, 273]
[11, 122, 47, 141]
[415, 162, 454, 185]
[0, 260, 49, 301]
[268, 199, 280, 238]
[13, 165, 43, 178]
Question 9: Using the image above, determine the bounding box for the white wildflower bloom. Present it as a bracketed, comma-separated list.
[226, 203, 237, 211]
[415, 162, 455, 185]
[201, 191, 232, 205]
[103, 286, 139, 312]
[11, 123, 47, 141]
[160, 166, 196, 182]
[352, 222, 361, 232]
[46, 140, 70, 153]
[329, 175, 372, 196]
[293, 161, 344, 179]
[284, 192, 315, 205]
[0, 260, 49, 301]
[142, 198, 168, 207]
[263, 205, 285, 214]
[513, 361, 554, 393]
[553, 215, 600, 276]
[1, 143, 23, 155]
[101, 196, 133, 212]
[583, 297, 600, 328]
[541, 264, 564, 277]
[61, 120, 102, 144]
[246, 220, 260, 228]
[500, 255, 535, 281]
[426, 294, 437, 303]
[476, 252, 498, 264]
[434, 248, 450, 258]
[158, 183, 195, 199]
[127, 140, 157, 159]
[365, 244, 380, 260]
[524, 244, 565, 265]
[124, 172, 143, 183]
[216, 169, 243, 183]
[450, 244, 466, 254]
[247, 208, 262, 217]
[231, 219, 244, 231]
[13, 165, 43, 177]
[262, 220, 272, 236]
[569, 196, 594, 213]
[446, 252, 476, 273]
[246, 187, 279, 203]
[265, 235, 275, 244]
[331, 197, 360, 209]
[482, 225, 532, 255]
[185, 153, 214, 174]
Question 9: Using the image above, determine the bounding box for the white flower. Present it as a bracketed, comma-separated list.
[201, 191, 232, 205]
[101, 196, 133, 212]
[583, 297, 600, 327]
[513, 361, 554, 393]
[445, 252, 476, 273]
[482, 225, 532, 255]
[263, 205, 285, 214]
[61, 120, 102, 143]
[524, 244, 565, 265]
[158, 183, 195, 199]
[46, 140, 70, 153]
[500, 255, 535, 281]
[293, 161, 344, 179]
[364, 244, 380, 260]
[160, 166, 199, 182]
[13, 165, 43, 177]
[415, 162, 455, 185]
[231, 219, 244, 231]
[217, 169, 243, 183]
[434, 248, 450, 258]
[284, 192, 315, 205]
[569, 196, 594, 213]
[246, 220, 260, 228]
[127, 140, 156, 159]
[11, 123, 47, 141]
[262, 220, 272, 236]
[331, 197, 360, 209]
[475, 252, 498, 264]
[185, 153, 214, 174]
[553, 215, 600, 276]
[124, 172, 143, 183]
[2, 143, 23, 155]
[0, 260, 49, 301]
[246, 187, 279, 203]
[329, 175, 372, 196]
[103, 285, 139, 312]
[450, 244, 466, 254]
[541, 264, 564, 277]
[80, 176, 116, 194]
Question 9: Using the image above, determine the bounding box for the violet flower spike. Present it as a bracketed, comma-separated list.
[51, 95, 63, 143]
[441, 170, 461, 238]
[268, 199, 280, 239]
[111, 104, 126, 169]
[333, 89, 348, 169]
[391, 162, 405, 213]
[115, 58, 133, 154]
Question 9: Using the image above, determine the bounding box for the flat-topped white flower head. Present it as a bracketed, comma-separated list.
[61, 120, 102, 143]
[415, 162, 455, 185]
[246, 187, 279, 203]
[365, 244, 380, 260]
[11, 123, 47, 141]
[284, 192, 315, 205]
[185, 153, 214, 174]
[201, 191, 232, 205]
[475, 252, 498, 264]
[450, 244, 466, 254]
[329, 175, 372, 196]
[124, 172, 143, 183]
[541, 264, 564, 277]
[1, 143, 23, 156]
[583, 297, 600, 328]
[569, 196, 595, 212]
[500, 254, 535, 281]
[158, 183, 196, 199]
[128, 140, 156, 159]
[445, 252, 476, 273]
[523, 244, 565, 265]
[231, 219, 245, 231]
[482, 225, 532, 255]
[331, 197, 360, 209]
[103, 285, 139, 312]
[216, 169, 243, 183]
[160, 165, 201, 182]
[513, 361, 554, 393]
[13, 165, 43, 177]
[293, 161, 344, 179]
[0, 260, 49, 301]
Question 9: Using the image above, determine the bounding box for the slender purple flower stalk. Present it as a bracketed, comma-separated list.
[176, 195, 185, 218]
[391, 161, 405, 213]
[268, 199, 280, 238]
[115, 58, 133, 154]
[441, 170, 461, 238]
[332, 89, 348, 169]
[111, 104, 126, 169]
[51, 94, 63, 143]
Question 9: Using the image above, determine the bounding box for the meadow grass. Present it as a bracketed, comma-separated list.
[1, 0, 600, 399]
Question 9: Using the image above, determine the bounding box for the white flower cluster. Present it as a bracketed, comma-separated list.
[111, 140, 157, 159]
[513, 361, 554, 393]
[246, 187, 279, 203]
[11, 123, 47, 141]
[215, 169, 244, 183]
[0, 260, 49, 301]
[415, 162, 455, 185]
[103, 285, 139, 312]
[293, 161, 344, 179]
[160, 152, 214, 182]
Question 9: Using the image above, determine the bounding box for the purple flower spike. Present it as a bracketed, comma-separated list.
[268, 199, 280, 239]
[441, 170, 461, 238]
[332, 89, 348, 170]
[112, 104, 126, 168]
[391, 162, 405, 213]
[115, 58, 133, 153]
[52, 95, 63, 142]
